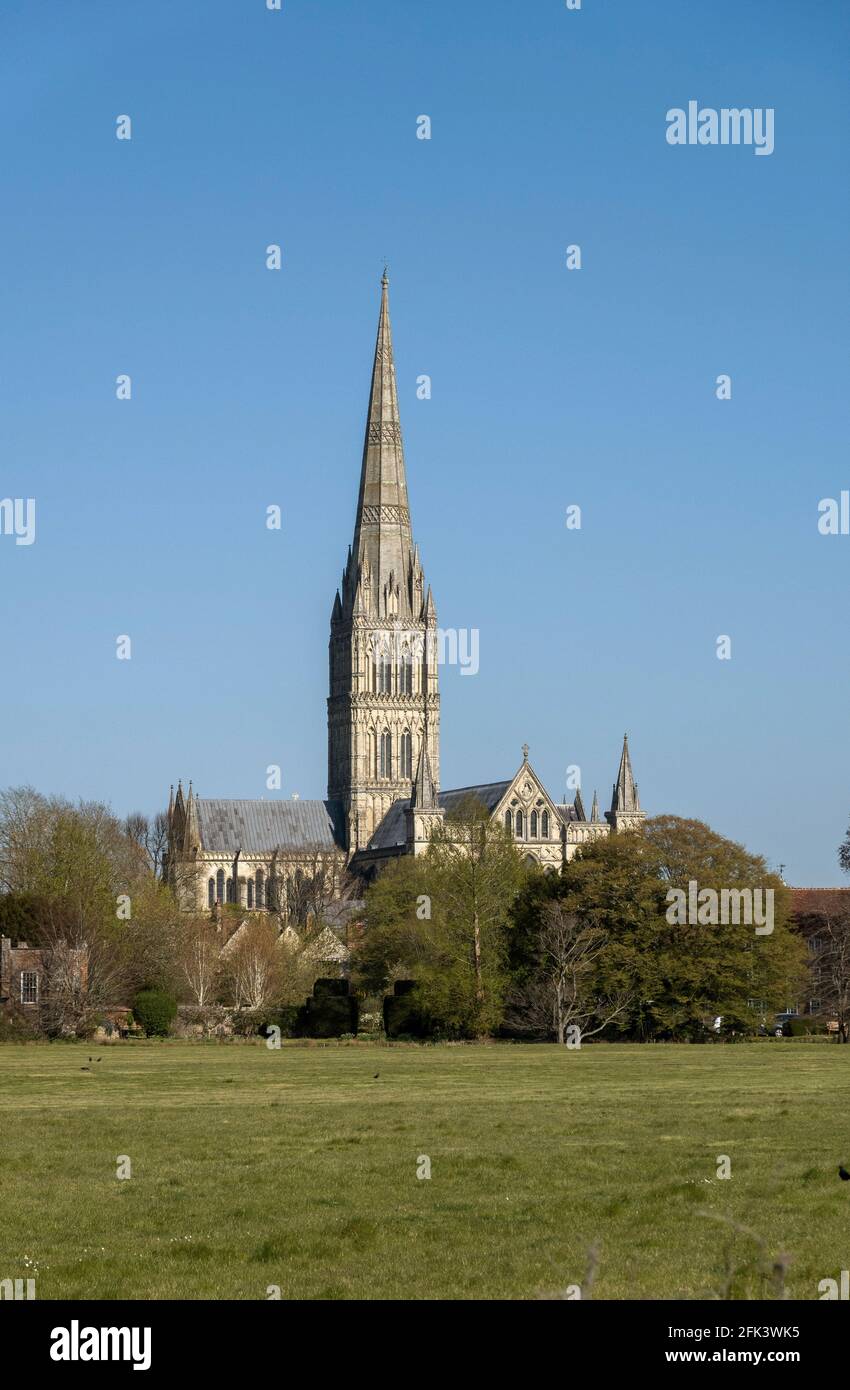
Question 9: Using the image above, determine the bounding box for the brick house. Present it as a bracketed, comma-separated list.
[0, 936, 88, 1027]
[790, 888, 850, 1019]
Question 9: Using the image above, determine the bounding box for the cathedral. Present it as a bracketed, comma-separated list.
[166, 275, 646, 914]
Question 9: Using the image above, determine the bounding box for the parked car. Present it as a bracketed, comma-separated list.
[773, 1011, 799, 1037]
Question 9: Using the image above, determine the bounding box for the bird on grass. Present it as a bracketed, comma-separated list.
[80, 1066, 91, 1073]
[373, 1074, 380, 1079]
[839, 1165, 850, 1181]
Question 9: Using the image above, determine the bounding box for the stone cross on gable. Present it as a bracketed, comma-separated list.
[522, 743, 529, 762]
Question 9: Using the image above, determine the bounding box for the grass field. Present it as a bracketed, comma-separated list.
[0, 1039, 848, 1301]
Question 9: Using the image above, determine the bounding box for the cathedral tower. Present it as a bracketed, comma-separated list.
[328, 274, 440, 852]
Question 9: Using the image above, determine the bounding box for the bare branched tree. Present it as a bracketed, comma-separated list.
[508, 902, 633, 1044]
[179, 914, 221, 1007]
[123, 811, 169, 877]
[219, 916, 284, 1011]
[811, 913, 850, 1042]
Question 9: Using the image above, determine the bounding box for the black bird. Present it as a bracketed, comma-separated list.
[839, 1165, 850, 1181]
[88, 1056, 92, 1063]
[80, 1066, 91, 1072]
[373, 1074, 380, 1079]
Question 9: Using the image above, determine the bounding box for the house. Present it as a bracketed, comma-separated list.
[0, 935, 88, 1026]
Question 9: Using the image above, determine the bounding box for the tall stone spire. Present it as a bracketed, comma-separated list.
[183, 781, 200, 854]
[606, 735, 645, 831]
[590, 789, 600, 824]
[328, 274, 440, 854]
[610, 734, 639, 814]
[344, 270, 417, 620]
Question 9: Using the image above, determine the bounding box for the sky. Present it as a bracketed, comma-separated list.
[0, 0, 847, 885]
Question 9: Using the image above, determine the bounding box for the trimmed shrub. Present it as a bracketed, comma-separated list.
[132, 989, 177, 1037]
[258, 1006, 301, 1040]
[313, 978, 350, 999]
[383, 980, 432, 1040]
[297, 983, 358, 1038]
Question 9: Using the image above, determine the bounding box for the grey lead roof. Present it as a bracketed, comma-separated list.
[367, 782, 512, 852]
[196, 799, 345, 853]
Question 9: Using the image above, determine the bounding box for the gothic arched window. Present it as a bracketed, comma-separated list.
[542, 810, 550, 839]
[504, 810, 512, 834]
[226, 876, 234, 904]
[370, 729, 378, 778]
[208, 877, 215, 908]
[380, 731, 392, 778]
[400, 730, 412, 778]
[247, 879, 254, 909]
[531, 810, 538, 838]
[256, 870, 265, 909]
[401, 649, 413, 695]
[515, 811, 524, 839]
[216, 869, 225, 904]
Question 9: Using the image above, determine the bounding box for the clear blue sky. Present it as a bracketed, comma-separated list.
[1, 0, 847, 884]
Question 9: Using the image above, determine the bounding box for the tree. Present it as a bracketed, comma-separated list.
[0, 787, 180, 1032]
[219, 915, 284, 1011]
[509, 816, 807, 1041]
[123, 811, 169, 877]
[178, 914, 221, 1006]
[811, 912, 850, 1042]
[507, 901, 632, 1043]
[355, 796, 527, 1037]
[839, 820, 850, 877]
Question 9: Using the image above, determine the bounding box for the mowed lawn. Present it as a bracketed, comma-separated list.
[0, 1040, 848, 1301]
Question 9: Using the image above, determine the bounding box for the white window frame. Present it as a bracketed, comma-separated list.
[20, 971, 39, 1005]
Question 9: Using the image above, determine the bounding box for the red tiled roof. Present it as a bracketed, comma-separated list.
[791, 887, 850, 918]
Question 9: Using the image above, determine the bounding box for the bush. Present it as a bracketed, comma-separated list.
[384, 980, 432, 1039]
[258, 1006, 301, 1040]
[787, 1015, 828, 1037]
[132, 989, 177, 1037]
[297, 983, 358, 1038]
[313, 978, 350, 999]
[0, 1007, 40, 1042]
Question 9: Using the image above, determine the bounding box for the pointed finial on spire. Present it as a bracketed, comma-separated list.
[382, 263, 389, 287]
[610, 733, 640, 814]
[411, 739, 438, 809]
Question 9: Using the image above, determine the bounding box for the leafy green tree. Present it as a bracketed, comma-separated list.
[355, 796, 527, 1036]
[509, 817, 806, 1040]
[0, 786, 181, 1030]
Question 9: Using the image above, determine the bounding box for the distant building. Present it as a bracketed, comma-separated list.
[0, 936, 88, 1024]
[166, 276, 646, 912]
[791, 887, 850, 1017]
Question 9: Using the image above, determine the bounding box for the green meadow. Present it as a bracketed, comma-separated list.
[0, 1040, 847, 1300]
